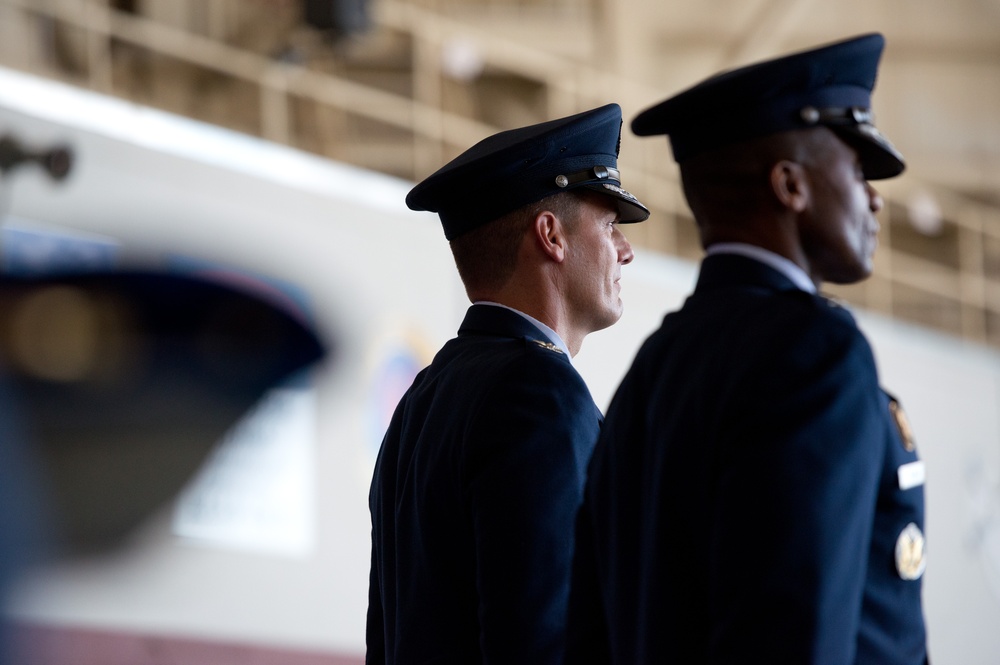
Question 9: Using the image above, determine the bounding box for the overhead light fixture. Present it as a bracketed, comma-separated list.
[441, 37, 485, 82]
[906, 189, 944, 237]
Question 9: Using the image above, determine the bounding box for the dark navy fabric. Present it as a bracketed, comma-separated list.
[631, 33, 904, 180]
[368, 304, 602, 664]
[0, 370, 50, 665]
[567, 254, 927, 664]
[406, 103, 648, 239]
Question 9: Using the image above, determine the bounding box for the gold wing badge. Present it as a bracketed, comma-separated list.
[532, 340, 564, 354]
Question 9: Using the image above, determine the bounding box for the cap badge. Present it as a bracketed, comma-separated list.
[889, 398, 916, 452]
[894, 522, 926, 581]
[600, 182, 637, 202]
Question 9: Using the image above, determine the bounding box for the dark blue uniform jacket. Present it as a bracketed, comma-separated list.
[567, 253, 928, 664]
[368, 304, 602, 664]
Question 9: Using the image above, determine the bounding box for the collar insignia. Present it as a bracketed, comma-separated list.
[532, 340, 564, 354]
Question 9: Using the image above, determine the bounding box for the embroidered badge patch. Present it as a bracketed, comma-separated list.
[895, 522, 926, 581]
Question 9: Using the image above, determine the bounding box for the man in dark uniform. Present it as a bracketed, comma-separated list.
[366, 103, 649, 664]
[566, 35, 929, 664]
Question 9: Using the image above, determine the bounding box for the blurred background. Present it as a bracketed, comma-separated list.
[0, 0, 998, 663]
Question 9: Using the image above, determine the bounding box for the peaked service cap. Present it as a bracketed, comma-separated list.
[631, 33, 905, 180]
[407, 103, 650, 240]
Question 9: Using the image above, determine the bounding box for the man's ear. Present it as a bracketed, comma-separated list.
[770, 160, 810, 213]
[533, 210, 567, 263]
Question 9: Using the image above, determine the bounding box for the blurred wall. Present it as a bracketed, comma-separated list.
[1, 68, 998, 664]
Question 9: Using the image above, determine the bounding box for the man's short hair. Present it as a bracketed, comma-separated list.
[679, 128, 837, 223]
[450, 191, 583, 294]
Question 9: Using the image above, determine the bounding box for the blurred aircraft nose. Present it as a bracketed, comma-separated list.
[0, 270, 327, 553]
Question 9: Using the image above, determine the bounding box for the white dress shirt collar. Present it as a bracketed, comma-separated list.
[706, 242, 817, 294]
[473, 301, 572, 357]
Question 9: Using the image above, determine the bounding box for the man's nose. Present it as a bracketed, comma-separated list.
[618, 232, 634, 265]
[867, 182, 884, 214]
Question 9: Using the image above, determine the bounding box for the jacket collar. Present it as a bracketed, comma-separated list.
[458, 303, 554, 342]
[695, 252, 805, 295]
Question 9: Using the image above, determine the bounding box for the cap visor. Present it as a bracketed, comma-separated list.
[583, 182, 650, 223]
[833, 125, 905, 180]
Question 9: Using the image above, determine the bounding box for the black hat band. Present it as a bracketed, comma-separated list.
[799, 105, 873, 127]
[554, 165, 621, 189]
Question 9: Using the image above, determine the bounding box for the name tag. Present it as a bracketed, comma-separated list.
[898, 461, 926, 491]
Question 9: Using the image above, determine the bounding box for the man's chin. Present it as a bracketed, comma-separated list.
[591, 306, 624, 333]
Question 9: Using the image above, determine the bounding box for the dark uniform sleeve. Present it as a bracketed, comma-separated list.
[565, 478, 612, 665]
[707, 310, 886, 663]
[463, 350, 599, 665]
[366, 531, 385, 665]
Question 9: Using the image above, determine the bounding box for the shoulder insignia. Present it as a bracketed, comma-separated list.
[889, 398, 916, 452]
[532, 339, 564, 354]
